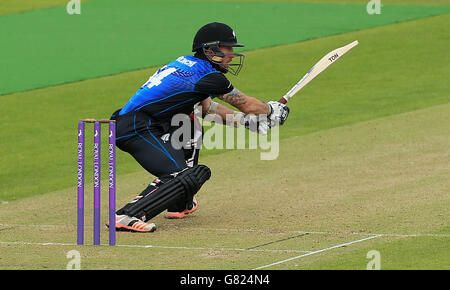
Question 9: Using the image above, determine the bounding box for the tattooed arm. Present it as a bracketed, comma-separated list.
[194, 72, 269, 115]
[201, 97, 238, 126]
[200, 97, 269, 133]
[215, 88, 270, 115]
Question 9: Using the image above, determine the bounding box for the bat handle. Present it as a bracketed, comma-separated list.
[278, 96, 288, 104]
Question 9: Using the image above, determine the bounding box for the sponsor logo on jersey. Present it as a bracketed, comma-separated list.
[176, 56, 197, 67]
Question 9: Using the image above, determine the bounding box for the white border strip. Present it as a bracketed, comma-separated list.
[252, 235, 382, 270]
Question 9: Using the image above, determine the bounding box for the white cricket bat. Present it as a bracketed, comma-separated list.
[278, 40, 359, 104]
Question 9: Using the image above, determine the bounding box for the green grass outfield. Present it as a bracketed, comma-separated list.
[2, 0, 450, 16]
[1, 0, 449, 95]
[1, 6, 449, 202]
[0, 0, 449, 270]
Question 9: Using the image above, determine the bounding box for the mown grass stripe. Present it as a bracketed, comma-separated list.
[1, 0, 449, 95]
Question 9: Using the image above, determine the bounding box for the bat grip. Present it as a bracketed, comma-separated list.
[278, 96, 288, 104]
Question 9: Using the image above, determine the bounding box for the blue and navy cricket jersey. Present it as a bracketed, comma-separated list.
[119, 55, 233, 121]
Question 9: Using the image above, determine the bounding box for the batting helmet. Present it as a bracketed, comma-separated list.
[192, 22, 244, 52]
[192, 22, 245, 75]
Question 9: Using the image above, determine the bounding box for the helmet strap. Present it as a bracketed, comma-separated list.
[211, 56, 223, 62]
[202, 44, 227, 73]
[201, 43, 244, 76]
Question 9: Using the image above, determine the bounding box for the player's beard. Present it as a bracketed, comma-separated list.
[194, 49, 244, 76]
[214, 54, 244, 76]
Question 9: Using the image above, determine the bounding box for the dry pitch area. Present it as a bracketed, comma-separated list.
[1, 102, 449, 269]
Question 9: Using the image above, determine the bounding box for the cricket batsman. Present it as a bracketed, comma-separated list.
[109, 22, 290, 232]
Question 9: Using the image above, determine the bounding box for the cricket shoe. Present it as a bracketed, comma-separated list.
[106, 215, 156, 232]
[166, 198, 198, 219]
